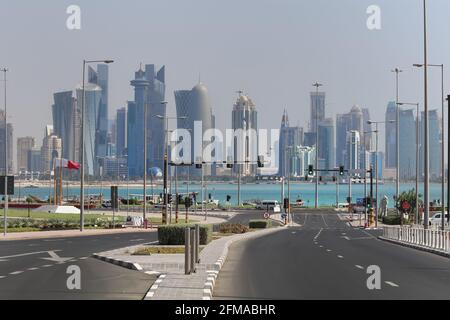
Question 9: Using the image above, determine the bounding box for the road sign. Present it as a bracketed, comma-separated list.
[263, 212, 270, 219]
[0, 176, 14, 195]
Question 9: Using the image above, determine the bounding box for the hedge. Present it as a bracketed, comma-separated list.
[249, 220, 272, 229]
[158, 224, 213, 245]
[219, 223, 249, 234]
[382, 215, 402, 225]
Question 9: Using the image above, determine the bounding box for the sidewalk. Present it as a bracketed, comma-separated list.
[337, 212, 386, 229]
[93, 226, 285, 300]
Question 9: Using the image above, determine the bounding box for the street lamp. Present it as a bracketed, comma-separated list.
[155, 109, 187, 224]
[1, 67, 8, 237]
[397, 102, 420, 225]
[80, 59, 114, 232]
[413, 63, 445, 230]
[368, 119, 396, 227]
[312, 82, 323, 209]
[391, 67, 403, 217]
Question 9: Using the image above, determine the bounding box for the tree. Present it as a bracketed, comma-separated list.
[395, 189, 422, 216]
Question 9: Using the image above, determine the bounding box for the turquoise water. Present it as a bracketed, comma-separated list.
[14, 181, 446, 208]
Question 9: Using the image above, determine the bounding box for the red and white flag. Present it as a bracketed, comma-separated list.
[53, 158, 80, 170]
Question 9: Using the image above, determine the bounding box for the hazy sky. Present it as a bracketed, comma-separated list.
[1, 0, 450, 155]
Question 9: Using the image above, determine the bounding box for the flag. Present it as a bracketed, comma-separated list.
[53, 158, 80, 170]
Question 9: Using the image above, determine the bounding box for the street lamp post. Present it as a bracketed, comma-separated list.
[1, 67, 8, 237]
[413, 63, 444, 229]
[397, 102, 420, 225]
[313, 82, 323, 209]
[423, 0, 430, 229]
[80, 59, 114, 232]
[391, 67, 403, 217]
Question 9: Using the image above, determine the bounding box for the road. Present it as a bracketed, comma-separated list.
[214, 209, 450, 299]
[0, 231, 158, 299]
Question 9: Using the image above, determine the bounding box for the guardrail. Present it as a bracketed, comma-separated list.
[383, 225, 450, 253]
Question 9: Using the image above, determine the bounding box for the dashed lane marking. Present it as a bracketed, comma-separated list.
[27, 267, 39, 271]
[355, 265, 364, 270]
[337, 255, 344, 259]
[9, 271, 24, 275]
[385, 281, 399, 287]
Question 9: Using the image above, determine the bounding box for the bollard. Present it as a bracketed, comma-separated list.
[195, 224, 200, 263]
[185, 227, 191, 275]
[190, 228, 196, 273]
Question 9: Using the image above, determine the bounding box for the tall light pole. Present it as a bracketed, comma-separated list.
[143, 101, 149, 222]
[391, 67, 403, 216]
[312, 82, 323, 208]
[1, 68, 8, 236]
[80, 59, 113, 232]
[413, 63, 444, 230]
[397, 102, 420, 224]
[156, 110, 186, 225]
[423, 0, 430, 229]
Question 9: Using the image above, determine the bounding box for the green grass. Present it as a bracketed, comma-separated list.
[0, 209, 107, 220]
[6, 227, 42, 233]
[133, 246, 205, 255]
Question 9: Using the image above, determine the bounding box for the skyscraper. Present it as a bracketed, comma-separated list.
[420, 109, 441, 179]
[75, 83, 102, 176]
[278, 110, 303, 177]
[17, 137, 36, 173]
[310, 91, 325, 133]
[52, 91, 76, 160]
[318, 117, 335, 173]
[88, 64, 109, 166]
[385, 101, 397, 168]
[40, 125, 61, 173]
[232, 92, 258, 176]
[346, 130, 360, 171]
[335, 113, 351, 166]
[127, 64, 166, 177]
[398, 108, 416, 180]
[116, 107, 127, 157]
[174, 82, 214, 176]
[0, 109, 13, 174]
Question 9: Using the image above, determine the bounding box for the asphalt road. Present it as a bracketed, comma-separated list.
[214, 209, 450, 299]
[0, 231, 158, 299]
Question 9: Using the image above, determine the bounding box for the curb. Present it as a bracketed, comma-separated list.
[202, 226, 285, 299]
[92, 253, 144, 271]
[378, 236, 450, 258]
[143, 274, 166, 300]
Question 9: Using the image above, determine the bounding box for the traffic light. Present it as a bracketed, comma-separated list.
[208, 193, 212, 200]
[226, 195, 231, 202]
[332, 176, 336, 182]
[257, 155, 264, 168]
[339, 166, 345, 176]
[305, 174, 309, 181]
[308, 165, 314, 175]
[226, 163, 233, 169]
[319, 176, 322, 182]
[283, 198, 289, 209]
[196, 163, 202, 169]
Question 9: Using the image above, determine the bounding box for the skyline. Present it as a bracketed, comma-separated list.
[1, 0, 450, 147]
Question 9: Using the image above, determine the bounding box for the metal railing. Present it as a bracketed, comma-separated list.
[383, 225, 450, 253]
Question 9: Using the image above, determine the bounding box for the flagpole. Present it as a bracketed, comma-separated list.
[59, 158, 63, 205]
[53, 160, 56, 206]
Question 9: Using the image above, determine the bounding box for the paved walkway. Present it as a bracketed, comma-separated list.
[94, 227, 285, 300]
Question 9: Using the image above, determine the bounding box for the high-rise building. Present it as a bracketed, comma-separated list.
[362, 108, 372, 150]
[127, 64, 166, 177]
[17, 137, 36, 173]
[88, 64, 109, 164]
[75, 83, 102, 176]
[232, 92, 258, 176]
[370, 151, 384, 180]
[346, 130, 360, 171]
[290, 146, 316, 177]
[310, 91, 325, 133]
[398, 108, 416, 180]
[278, 110, 303, 176]
[420, 109, 441, 179]
[318, 118, 335, 173]
[116, 107, 127, 157]
[335, 113, 350, 166]
[52, 91, 76, 160]
[174, 82, 214, 176]
[27, 148, 41, 173]
[40, 125, 61, 173]
[0, 109, 13, 175]
[385, 101, 397, 168]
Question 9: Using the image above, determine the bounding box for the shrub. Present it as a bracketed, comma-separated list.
[249, 219, 272, 229]
[382, 215, 402, 225]
[219, 223, 249, 234]
[158, 224, 212, 245]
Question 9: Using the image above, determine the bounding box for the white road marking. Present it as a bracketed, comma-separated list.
[342, 236, 350, 240]
[291, 232, 296, 234]
[130, 238, 146, 242]
[9, 271, 24, 275]
[337, 255, 344, 259]
[43, 239, 66, 242]
[326, 249, 332, 252]
[319, 245, 324, 248]
[313, 228, 323, 241]
[385, 281, 399, 287]
[79, 257, 89, 260]
[0, 276, 5, 279]
[42, 265, 53, 268]
[27, 267, 39, 271]
[341, 233, 346, 235]
[0, 250, 62, 260]
[321, 214, 329, 227]
[355, 265, 364, 270]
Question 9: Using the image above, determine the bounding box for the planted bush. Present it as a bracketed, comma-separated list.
[219, 223, 249, 234]
[382, 215, 402, 225]
[249, 219, 272, 229]
[158, 224, 212, 245]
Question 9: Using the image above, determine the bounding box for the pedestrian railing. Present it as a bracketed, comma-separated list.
[383, 225, 450, 253]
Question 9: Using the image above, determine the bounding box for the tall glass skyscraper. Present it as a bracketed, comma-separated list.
[52, 91, 76, 160]
[278, 110, 303, 177]
[127, 64, 166, 177]
[116, 107, 127, 157]
[346, 130, 360, 171]
[318, 117, 335, 174]
[420, 109, 441, 179]
[0, 109, 13, 174]
[385, 101, 397, 169]
[398, 108, 416, 180]
[310, 91, 325, 133]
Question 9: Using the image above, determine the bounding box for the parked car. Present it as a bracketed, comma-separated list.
[429, 212, 449, 225]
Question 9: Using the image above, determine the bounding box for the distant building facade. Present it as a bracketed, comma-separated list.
[17, 136, 36, 173]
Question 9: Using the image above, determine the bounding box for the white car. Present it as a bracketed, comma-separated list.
[429, 212, 449, 225]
